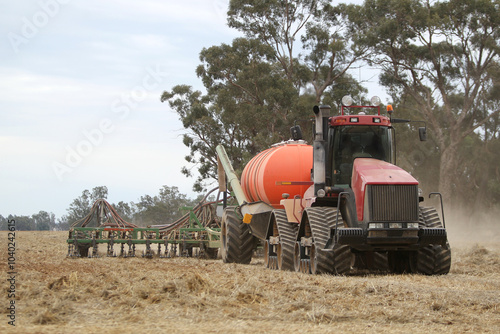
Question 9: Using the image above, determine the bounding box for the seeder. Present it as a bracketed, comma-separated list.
[67, 188, 222, 259]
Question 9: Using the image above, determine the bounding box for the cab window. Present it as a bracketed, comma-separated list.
[330, 125, 393, 185]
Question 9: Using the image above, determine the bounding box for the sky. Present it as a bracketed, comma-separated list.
[1, 0, 379, 219]
[1, 0, 240, 218]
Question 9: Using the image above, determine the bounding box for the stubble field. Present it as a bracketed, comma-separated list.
[1, 216, 499, 333]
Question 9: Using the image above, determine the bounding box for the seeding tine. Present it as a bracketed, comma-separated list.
[127, 236, 132, 257]
[107, 243, 114, 257]
[147, 236, 152, 258]
[199, 239, 205, 258]
[92, 235, 99, 258]
[162, 238, 169, 258]
[182, 237, 187, 257]
[170, 244, 176, 258]
[73, 239, 81, 257]
[165, 241, 170, 258]
[107, 234, 113, 257]
[142, 235, 153, 258]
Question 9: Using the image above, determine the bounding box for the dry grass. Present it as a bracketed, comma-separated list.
[1, 227, 499, 333]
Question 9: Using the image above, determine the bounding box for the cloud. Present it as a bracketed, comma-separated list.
[71, 0, 230, 28]
[0, 0, 236, 218]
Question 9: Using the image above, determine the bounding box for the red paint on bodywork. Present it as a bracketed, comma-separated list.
[351, 158, 419, 221]
[329, 115, 391, 127]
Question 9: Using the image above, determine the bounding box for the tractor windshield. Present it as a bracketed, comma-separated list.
[329, 125, 395, 186]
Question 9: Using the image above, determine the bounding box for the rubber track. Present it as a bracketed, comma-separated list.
[222, 207, 254, 264]
[415, 207, 451, 275]
[306, 207, 351, 275]
[274, 209, 298, 271]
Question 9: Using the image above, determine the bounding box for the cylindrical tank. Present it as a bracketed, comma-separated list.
[241, 142, 313, 208]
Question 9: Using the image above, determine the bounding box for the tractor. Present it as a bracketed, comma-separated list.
[216, 96, 451, 275]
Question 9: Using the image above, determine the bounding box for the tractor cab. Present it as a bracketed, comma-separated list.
[327, 96, 395, 187]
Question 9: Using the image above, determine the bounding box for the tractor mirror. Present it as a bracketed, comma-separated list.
[290, 125, 303, 141]
[419, 127, 427, 141]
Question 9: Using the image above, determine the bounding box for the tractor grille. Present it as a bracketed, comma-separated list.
[368, 185, 419, 222]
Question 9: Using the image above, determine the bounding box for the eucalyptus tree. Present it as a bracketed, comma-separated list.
[32, 210, 56, 231]
[343, 0, 500, 201]
[162, 0, 365, 192]
[134, 186, 192, 226]
[227, 0, 367, 103]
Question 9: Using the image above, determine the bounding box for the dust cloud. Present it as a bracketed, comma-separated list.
[446, 206, 500, 247]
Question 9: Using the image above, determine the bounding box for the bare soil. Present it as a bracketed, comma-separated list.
[1, 222, 499, 333]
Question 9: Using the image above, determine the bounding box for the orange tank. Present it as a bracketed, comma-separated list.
[241, 142, 313, 208]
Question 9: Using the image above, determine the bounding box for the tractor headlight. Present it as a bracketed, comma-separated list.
[407, 222, 419, 229]
[389, 223, 402, 228]
[370, 96, 381, 106]
[369, 223, 384, 229]
[342, 95, 353, 106]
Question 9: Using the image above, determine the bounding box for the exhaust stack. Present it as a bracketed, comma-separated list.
[313, 105, 330, 196]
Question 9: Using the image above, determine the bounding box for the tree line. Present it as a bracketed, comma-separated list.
[162, 0, 499, 209]
[0, 186, 202, 231]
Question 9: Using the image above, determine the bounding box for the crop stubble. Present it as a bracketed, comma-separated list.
[0, 226, 498, 334]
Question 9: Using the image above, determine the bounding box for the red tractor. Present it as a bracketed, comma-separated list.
[216, 96, 451, 275]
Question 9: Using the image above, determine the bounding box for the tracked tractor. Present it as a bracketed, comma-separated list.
[216, 96, 451, 275]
